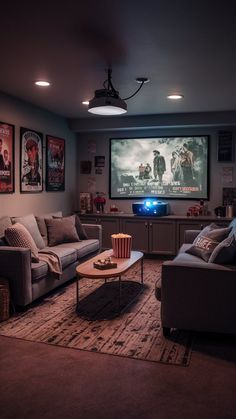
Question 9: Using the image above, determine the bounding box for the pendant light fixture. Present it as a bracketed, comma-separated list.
[88, 68, 149, 116]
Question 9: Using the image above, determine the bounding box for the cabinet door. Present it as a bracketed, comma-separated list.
[121, 218, 149, 252]
[149, 220, 176, 255]
[80, 216, 98, 225]
[97, 218, 120, 249]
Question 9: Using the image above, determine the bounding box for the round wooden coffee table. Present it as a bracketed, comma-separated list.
[76, 249, 144, 315]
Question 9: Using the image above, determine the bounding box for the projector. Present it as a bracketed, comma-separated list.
[132, 200, 169, 216]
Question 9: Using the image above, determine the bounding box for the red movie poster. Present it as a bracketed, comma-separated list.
[46, 136, 65, 191]
[0, 121, 15, 193]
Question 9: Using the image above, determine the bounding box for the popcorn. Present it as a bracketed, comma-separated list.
[111, 233, 132, 258]
[111, 233, 131, 239]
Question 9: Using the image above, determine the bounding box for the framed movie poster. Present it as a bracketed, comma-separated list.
[20, 127, 43, 193]
[46, 135, 65, 191]
[0, 121, 15, 193]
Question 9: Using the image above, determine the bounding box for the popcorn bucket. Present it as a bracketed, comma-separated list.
[111, 233, 132, 258]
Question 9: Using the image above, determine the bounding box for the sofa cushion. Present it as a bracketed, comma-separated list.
[185, 224, 232, 262]
[208, 235, 236, 264]
[53, 214, 88, 240]
[40, 246, 77, 269]
[45, 216, 80, 246]
[31, 260, 49, 282]
[56, 239, 100, 259]
[176, 244, 208, 264]
[35, 211, 63, 246]
[5, 223, 40, 262]
[13, 214, 45, 249]
[0, 216, 12, 239]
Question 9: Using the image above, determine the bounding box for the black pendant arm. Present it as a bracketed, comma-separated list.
[122, 81, 144, 101]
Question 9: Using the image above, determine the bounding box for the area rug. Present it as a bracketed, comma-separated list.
[0, 259, 193, 366]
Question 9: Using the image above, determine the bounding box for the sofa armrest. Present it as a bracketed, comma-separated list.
[82, 224, 102, 251]
[161, 260, 236, 334]
[0, 247, 32, 306]
[184, 229, 201, 243]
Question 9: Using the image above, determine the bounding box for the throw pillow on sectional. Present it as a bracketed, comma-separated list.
[53, 214, 88, 240]
[0, 216, 12, 239]
[35, 211, 63, 246]
[208, 234, 236, 264]
[185, 224, 232, 262]
[75, 215, 88, 240]
[5, 223, 40, 262]
[45, 216, 80, 246]
[12, 214, 45, 249]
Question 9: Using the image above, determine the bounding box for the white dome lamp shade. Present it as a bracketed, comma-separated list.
[88, 90, 127, 115]
[88, 69, 149, 116]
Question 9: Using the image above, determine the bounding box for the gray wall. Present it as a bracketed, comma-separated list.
[0, 92, 78, 216]
[76, 123, 236, 216]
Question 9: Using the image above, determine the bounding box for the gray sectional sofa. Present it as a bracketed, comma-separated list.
[160, 220, 236, 336]
[0, 212, 102, 307]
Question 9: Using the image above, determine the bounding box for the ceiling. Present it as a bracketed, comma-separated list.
[0, 0, 235, 119]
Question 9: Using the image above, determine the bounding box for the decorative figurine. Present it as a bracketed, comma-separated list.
[94, 192, 106, 213]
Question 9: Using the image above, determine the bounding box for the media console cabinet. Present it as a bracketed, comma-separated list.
[78, 213, 233, 256]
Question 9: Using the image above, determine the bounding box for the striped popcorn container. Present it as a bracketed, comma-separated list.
[111, 233, 132, 258]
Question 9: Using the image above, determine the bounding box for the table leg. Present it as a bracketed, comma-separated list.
[76, 276, 79, 308]
[119, 275, 122, 309]
[141, 257, 144, 284]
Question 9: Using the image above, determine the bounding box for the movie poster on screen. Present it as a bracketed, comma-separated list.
[110, 136, 209, 200]
[0, 121, 14, 193]
[20, 127, 43, 193]
[46, 135, 65, 191]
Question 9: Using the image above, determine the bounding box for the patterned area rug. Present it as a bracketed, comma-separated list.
[0, 259, 193, 366]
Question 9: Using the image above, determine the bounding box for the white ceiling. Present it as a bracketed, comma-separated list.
[0, 0, 235, 119]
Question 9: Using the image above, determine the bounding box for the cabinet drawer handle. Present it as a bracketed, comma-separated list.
[145, 222, 148, 227]
[149, 222, 152, 227]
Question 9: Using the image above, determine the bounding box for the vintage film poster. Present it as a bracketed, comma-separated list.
[46, 135, 65, 191]
[79, 192, 93, 213]
[20, 127, 43, 193]
[0, 121, 15, 193]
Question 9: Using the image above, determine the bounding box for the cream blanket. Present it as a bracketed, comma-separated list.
[38, 249, 62, 278]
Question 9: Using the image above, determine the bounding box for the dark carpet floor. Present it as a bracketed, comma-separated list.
[1, 331, 236, 419]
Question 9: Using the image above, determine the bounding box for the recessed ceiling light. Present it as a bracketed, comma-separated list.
[34, 80, 50, 87]
[136, 77, 150, 84]
[82, 101, 89, 105]
[167, 94, 184, 100]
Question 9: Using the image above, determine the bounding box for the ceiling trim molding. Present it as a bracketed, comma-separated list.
[68, 111, 236, 133]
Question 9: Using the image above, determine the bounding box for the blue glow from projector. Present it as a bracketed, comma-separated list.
[144, 199, 159, 208]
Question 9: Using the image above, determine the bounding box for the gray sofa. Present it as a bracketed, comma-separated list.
[160, 222, 236, 336]
[0, 213, 102, 308]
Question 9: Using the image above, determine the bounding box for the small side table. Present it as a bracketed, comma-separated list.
[0, 278, 10, 321]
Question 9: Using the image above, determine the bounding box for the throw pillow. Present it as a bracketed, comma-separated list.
[12, 214, 45, 249]
[0, 216, 12, 239]
[35, 211, 63, 246]
[75, 214, 88, 240]
[208, 235, 236, 264]
[45, 216, 80, 246]
[185, 224, 232, 262]
[5, 223, 39, 262]
[229, 218, 236, 229]
[53, 214, 88, 240]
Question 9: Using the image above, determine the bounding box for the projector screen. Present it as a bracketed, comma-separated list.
[109, 136, 209, 199]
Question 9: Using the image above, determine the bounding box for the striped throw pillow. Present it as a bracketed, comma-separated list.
[5, 223, 39, 262]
